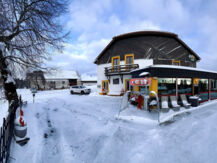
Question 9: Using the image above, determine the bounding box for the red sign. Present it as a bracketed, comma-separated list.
[130, 78, 151, 86]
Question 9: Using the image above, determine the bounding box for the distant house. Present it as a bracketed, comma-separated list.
[94, 31, 200, 96]
[81, 74, 97, 86]
[26, 70, 81, 90]
[81, 80, 97, 86]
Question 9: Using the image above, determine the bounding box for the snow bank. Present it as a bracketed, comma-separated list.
[87, 85, 98, 96]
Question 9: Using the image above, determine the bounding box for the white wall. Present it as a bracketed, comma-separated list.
[82, 82, 97, 86]
[97, 63, 110, 93]
[54, 80, 69, 89]
[45, 79, 69, 89]
[108, 75, 131, 95]
[134, 59, 153, 69]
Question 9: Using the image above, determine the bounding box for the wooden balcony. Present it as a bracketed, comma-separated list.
[105, 64, 139, 76]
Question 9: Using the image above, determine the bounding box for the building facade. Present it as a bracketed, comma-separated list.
[26, 70, 81, 90]
[131, 65, 217, 103]
[94, 31, 200, 96]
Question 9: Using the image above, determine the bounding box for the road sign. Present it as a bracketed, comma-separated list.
[130, 78, 151, 86]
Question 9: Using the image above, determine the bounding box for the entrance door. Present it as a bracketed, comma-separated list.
[125, 79, 132, 91]
[102, 80, 109, 93]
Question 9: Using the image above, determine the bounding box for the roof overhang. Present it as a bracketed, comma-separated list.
[131, 65, 217, 79]
[94, 31, 201, 64]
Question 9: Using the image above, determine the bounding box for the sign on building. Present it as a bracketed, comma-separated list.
[130, 78, 151, 86]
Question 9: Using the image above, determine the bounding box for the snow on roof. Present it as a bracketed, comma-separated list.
[139, 72, 149, 76]
[44, 70, 80, 80]
[81, 74, 97, 81]
[150, 65, 217, 74]
[132, 65, 217, 74]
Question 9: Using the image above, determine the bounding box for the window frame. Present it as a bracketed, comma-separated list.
[172, 60, 181, 66]
[111, 56, 120, 67]
[102, 80, 109, 93]
[125, 54, 134, 65]
[113, 78, 119, 85]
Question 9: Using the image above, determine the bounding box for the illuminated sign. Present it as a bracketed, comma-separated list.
[130, 78, 151, 86]
[193, 78, 199, 85]
[189, 54, 195, 61]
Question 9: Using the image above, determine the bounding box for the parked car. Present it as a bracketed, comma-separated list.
[70, 85, 91, 95]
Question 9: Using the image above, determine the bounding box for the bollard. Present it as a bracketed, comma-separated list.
[32, 93, 35, 103]
[14, 116, 27, 138]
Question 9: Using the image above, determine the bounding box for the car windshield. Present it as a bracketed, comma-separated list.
[80, 86, 86, 88]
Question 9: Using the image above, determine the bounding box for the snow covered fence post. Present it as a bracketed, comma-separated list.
[32, 93, 35, 103]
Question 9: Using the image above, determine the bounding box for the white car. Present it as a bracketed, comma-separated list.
[70, 85, 91, 94]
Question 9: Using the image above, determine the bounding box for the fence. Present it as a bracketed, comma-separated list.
[0, 101, 18, 163]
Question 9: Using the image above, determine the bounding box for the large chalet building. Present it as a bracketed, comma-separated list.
[94, 31, 200, 96]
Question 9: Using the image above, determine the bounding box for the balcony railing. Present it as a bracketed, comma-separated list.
[105, 64, 139, 76]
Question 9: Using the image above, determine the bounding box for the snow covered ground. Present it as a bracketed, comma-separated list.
[9, 87, 217, 163]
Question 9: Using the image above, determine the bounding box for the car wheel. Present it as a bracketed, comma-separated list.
[81, 91, 84, 94]
[70, 90, 74, 94]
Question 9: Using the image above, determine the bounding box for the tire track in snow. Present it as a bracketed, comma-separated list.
[37, 105, 68, 163]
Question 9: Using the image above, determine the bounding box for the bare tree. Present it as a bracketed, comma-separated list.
[0, 0, 68, 106]
[26, 70, 46, 90]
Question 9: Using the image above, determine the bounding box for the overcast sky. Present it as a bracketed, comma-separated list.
[46, 0, 217, 76]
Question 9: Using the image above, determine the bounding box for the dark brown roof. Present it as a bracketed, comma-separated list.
[94, 31, 201, 64]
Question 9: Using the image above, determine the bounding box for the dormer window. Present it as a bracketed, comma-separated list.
[112, 56, 120, 72]
[112, 56, 120, 67]
[125, 54, 134, 65]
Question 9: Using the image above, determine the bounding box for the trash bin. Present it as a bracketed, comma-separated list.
[189, 96, 199, 107]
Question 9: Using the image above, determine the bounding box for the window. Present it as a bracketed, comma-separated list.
[211, 79, 217, 100]
[199, 79, 208, 101]
[112, 56, 120, 72]
[62, 81, 65, 84]
[158, 78, 176, 96]
[113, 78, 119, 84]
[211, 79, 217, 91]
[199, 79, 208, 92]
[177, 78, 192, 94]
[125, 54, 134, 65]
[172, 60, 180, 66]
[112, 56, 120, 67]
